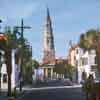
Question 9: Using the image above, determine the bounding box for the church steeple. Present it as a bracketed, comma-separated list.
[46, 7, 51, 24]
[43, 8, 55, 64]
[47, 7, 50, 20]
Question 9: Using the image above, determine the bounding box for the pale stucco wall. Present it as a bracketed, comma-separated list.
[1, 49, 19, 90]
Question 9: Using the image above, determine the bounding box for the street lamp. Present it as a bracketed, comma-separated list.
[0, 19, 2, 23]
[15, 19, 31, 92]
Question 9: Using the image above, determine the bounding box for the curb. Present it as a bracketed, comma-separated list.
[22, 85, 82, 91]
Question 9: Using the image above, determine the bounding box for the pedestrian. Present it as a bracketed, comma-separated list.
[83, 74, 95, 100]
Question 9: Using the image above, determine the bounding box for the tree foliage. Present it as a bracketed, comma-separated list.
[54, 62, 65, 74]
[64, 64, 75, 79]
[0, 26, 32, 84]
[32, 60, 39, 69]
[54, 60, 75, 80]
[0, 26, 17, 96]
[79, 29, 100, 72]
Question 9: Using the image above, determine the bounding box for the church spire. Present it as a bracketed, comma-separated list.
[46, 7, 50, 22]
[43, 7, 55, 64]
[47, 7, 50, 18]
[46, 7, 52, 28]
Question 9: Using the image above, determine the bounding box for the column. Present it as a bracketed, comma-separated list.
[54, 72, 56, 79]
[57, 74, 59, 79]
[50, 68, 53, 80]
[45, 68, 48, 78]
[11, 49, 16, 89]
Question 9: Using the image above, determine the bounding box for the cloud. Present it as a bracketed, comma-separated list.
[0, 0, 40, 19]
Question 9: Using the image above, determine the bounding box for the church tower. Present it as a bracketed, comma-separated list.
[43, 8, 55, 64]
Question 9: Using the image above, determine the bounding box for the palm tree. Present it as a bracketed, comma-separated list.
[0, 33, 12, 96]
[13, 27, 33, 86]
[0, 26, 32, 95]
[79, 29, 100, 73]
[0, 26, 19, 96]
[0, 33, 8, 92]
[4, 26, 17, 96]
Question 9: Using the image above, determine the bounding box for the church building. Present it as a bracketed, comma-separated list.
[42, 8, 55, 80]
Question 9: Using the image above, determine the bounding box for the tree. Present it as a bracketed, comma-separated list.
[64, 64, 75, 80]
[22, 43, 32, 84]
[13, 28, 32, 84]
[54, 62, 65, 75]
[0, 27, 15, 96]
[0, 26, 32, 95]
[54, 60, 75, 80]
[0, 34, 7, 91]
[4, 26, 18, 96]
[32, 60, 39, 69]
[79, 29, 100, 73]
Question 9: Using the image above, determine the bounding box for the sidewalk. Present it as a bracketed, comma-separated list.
[0, 95, 8, 100]
[0, 92, 8, 100]
[0, 89, 25, 100]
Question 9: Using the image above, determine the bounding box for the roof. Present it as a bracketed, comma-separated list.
[40, 58, 67, 66]
[69, 44, 80, 51]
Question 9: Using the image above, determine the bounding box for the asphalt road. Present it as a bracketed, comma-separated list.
[17, 87, 86, 100]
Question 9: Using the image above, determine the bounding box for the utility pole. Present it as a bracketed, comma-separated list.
[15, 19, 31, 91]
[0, 19, 2, 31]
[30, 45, 33, 83]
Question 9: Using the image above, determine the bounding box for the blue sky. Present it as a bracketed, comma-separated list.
[0, 0, 100, 61]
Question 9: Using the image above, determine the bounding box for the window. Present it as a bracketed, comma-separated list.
[82, 58, 88, 65]
[76, 49, 78, 54]
[47, 38, 50, 44]
[3, 74, 7, 83]
[95, 56, 97, 65]
[76, 60, 78, 66]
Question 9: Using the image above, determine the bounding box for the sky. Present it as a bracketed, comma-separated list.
[0, 0, 100, 61]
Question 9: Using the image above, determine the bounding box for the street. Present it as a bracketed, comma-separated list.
[17, 86, 86, 100]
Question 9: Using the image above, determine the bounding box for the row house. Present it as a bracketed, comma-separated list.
[68, 44, 97, 83]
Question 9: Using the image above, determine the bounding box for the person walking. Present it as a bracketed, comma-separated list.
[82, 74, 95, 100]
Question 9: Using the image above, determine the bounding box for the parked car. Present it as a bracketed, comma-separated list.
[63, 78, 73, 86]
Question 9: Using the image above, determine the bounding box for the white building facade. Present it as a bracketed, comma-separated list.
[75, 47, 96, 83]
[0, 49, 20, 90]
[68, 45, 97, 83]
